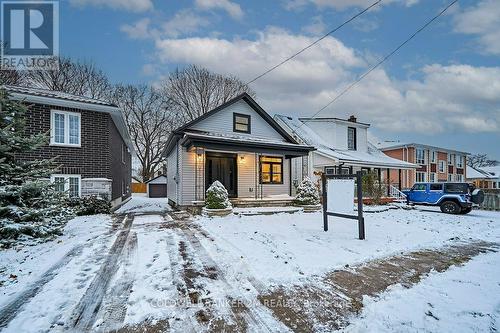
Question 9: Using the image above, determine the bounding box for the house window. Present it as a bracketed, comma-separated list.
[416, 172, 426, 182]
[51, 110, 81, 146]
[325, 167, 335, 175]
[347, 127, 356, 150]
[429, 172, 436, 183]
[430, 151, 436, 163]
[448, 153, 454, 165]
[448, 174, 453, 182]
[233, 113, 251, 134]
[455, 174, 464, 182]
[260, 156, 283, 184]
[456, 155, 463, 168]
[439, 160, 445, 173]
[51, 174, 81, 197]
[416, 148, 425, 164]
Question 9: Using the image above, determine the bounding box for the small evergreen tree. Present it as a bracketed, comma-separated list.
[0, 89, 72, 246]
[205, 181, 231, 209]
[294, 177, 320, 206]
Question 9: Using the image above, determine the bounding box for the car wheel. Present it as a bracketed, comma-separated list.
[460, 207, 472, 214]
[440, 201, 460, 214]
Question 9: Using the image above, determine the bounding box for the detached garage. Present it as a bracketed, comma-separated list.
[147, 175, 168, 198]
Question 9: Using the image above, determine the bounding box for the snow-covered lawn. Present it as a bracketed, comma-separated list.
[346, 251, 500, 332]
[195, 208, 500, 284]
[0, 199, 498, 332]
[115, 194, 171, 214]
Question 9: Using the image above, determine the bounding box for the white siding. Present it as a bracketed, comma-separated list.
[261, 157, 290, 197]
[181, 147, 197, 205]
[302, 120, 369, 153]
[189, 100, 286, 142]
[237, 153, 258, 198]
[166, 142, 179, 204]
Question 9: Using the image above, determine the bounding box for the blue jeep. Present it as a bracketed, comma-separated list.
[403, 183, 484, 214]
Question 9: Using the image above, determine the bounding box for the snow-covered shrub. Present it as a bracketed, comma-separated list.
[67, 196, 111, 216]
[294, 177, 320, 206]
[205, 181, 231, 209]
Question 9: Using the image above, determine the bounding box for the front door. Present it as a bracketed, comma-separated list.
[205, 153, 237, 198]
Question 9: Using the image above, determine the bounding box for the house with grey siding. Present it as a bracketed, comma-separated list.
[164, 93, 314, 209]
[5, 85, 134, 207]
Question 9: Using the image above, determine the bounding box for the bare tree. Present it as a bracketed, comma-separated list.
[0, 42, 25, 86]
[467, 154, 499, 168]
[111, 85, 173, 182]
[24, 57, 111, 100]
[163, 65, 255, 125]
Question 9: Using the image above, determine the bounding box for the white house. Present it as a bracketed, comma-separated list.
[274, 115, 416, 194]
[164, 93, 314, 209]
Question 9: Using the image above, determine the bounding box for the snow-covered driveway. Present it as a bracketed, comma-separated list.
[0, 200, 499, 332]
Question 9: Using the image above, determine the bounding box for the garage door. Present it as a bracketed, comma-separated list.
[149, 184, 167, 198]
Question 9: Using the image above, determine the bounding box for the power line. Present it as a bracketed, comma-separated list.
[245, 0, 382, 85]
[308, 0, 458, 119]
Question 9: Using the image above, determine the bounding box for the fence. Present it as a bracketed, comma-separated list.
[479, 190, 500, 211]
[131, 183, 147, 193]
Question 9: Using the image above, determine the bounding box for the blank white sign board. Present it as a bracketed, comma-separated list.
[327, 179, 355, 214]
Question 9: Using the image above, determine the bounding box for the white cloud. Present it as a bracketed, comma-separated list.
[162, 10, 211, 38]
[153, 29, 500, 135]
[69, 0, 153, 12]
[285, 0, 418, 11]
[453, 0, 500, 55]
[302, 16, 326, 35]
[195, 0, 244, 19]
[120, 18, 153, 40]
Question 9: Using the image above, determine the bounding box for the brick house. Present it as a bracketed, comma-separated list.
[5, 85, 133, 207]
[376, 142, 468, 189]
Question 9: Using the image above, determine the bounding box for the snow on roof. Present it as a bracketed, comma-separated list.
[466, 166, 493, 179]
[274, 115, 416, 169]
[478, 166, 500, 179]
[3, 85, 116, 107]
[375, 141, 469, 155]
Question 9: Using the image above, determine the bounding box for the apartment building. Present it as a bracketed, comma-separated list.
[376, 142, 468, 189]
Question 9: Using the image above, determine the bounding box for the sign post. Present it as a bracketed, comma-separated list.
[322, 171, 365, 240]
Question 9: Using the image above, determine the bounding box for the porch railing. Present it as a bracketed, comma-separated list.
[389, 185, 407, 201]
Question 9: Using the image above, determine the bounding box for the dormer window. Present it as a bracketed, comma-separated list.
[347, 127, 356, 150]
[233, 113, 251, 134]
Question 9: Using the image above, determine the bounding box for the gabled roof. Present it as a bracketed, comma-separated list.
[467, 166, 500, 180]
[3, 85, 134, 153]
[275, 114, 416, 169]
[165, 93, 302, 156]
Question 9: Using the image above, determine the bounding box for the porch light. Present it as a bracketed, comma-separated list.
[239, 155, 245, 163]
[195, 147, 204, 157]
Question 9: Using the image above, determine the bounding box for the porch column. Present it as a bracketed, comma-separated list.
[386, 168, 390, 196]
[398, 169, 402, 190]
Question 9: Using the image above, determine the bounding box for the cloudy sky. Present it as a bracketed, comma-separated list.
[62, 0, 499, 159]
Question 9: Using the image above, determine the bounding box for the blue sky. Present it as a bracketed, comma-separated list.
[61, 0, 499, 159]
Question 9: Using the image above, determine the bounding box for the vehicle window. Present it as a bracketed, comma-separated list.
[412, 184, 427, 191]
[430, 184, 442, 191]
[444, 183, 468, 194]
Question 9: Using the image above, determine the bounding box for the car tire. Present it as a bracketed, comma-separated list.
[440, 201, 460, 214]
[459, 207, 472, 214]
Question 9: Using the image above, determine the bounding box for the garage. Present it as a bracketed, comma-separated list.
[147, 175, 167, 198]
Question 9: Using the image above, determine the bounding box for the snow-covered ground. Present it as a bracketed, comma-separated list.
[195, 208, 500, 284]
[115, 194, 171, 214]
[0, 199, 499, 332]
[346, 251, 500, 332]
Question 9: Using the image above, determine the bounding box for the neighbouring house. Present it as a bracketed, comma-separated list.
[274, 115, 416, 195]
[147, 175, 168, 198]
[467, 166, 500, 189]
[164, 93, 315, 209]
[5, 85, 133, 207]
[376, 142, 468, 188]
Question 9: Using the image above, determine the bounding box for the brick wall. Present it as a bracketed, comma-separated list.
[16, 101, 131, 201]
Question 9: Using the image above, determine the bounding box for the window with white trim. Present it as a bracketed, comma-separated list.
[429, 172, 436, 182]
[51, 110, 81, 146]
[455, 174, 464, 182]
[439, 160, 445, 173]
[448, 153, 454, 165]
[347, 127, 357, 150]
[430, 151, 436, 163]
[416, 172, 426, 182]
[51, 174, 81, 197]
[416, 148, 425, 164]
[448, 174, 453, 182]
[456, 155, 463, 168]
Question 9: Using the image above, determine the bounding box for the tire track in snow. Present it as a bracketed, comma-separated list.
[0, 245, 84, 329]
[68, 215, 133, 331]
